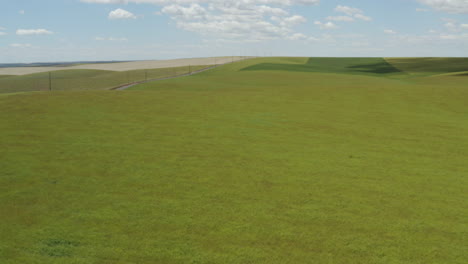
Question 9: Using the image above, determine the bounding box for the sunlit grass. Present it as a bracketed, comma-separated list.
[1, 57, 467, 263]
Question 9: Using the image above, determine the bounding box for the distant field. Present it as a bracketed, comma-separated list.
[0, 57, 246, 76]
[0, 65, 210, 93]
[1, 57, 467, 263]
[386, 57, 468, 75]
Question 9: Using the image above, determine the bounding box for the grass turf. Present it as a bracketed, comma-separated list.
[0, 65, 210, 94]
[1, 57, 467, 263]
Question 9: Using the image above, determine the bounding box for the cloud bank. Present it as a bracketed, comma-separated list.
[418, 0, 468, 14]
[16, 29, 54, 35]
[109, 8, 137, 19]
[82, 0, 320, 41]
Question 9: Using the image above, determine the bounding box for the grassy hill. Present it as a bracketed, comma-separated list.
[0, 65, 210, 94]
[1, 57, 467, 263]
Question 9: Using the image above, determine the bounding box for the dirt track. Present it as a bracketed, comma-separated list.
[0, 57, 246, 76]
[113, 64, 223, 91]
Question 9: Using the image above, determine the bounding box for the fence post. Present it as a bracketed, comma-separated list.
[49, 72, 52, 91]
[145, 70, 148, 81]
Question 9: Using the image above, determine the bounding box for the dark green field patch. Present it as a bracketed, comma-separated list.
[386, 57, 468, 74]
[241, 57, 403, 76]
[39, 239, 80, 258]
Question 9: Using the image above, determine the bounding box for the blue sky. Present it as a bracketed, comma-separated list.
[1, 0, 467, 63]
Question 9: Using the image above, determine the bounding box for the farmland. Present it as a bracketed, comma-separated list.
[0, 66, 210, 93]
[1, 57, 467, 263]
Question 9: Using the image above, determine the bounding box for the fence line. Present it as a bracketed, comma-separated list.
[0, 57, 253, 94]
[111, 56, 253, 91]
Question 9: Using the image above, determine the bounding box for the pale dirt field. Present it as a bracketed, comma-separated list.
[0, 57, 247, 76]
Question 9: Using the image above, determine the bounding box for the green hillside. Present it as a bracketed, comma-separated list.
[1, 57, 467, 264]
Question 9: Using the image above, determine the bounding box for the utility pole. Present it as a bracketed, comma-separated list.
[49, 72, 52, 91]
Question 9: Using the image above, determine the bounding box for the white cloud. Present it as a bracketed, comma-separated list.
[10, 43, 33, 48]
[326, 16, 354, 22]
[0, 32, 6, 36]
[19, 10, 25, 15]
[439, 34, 464, 40]
[335, 5, 362, 16]
[334, 5, 372, 21]
[416, 8, 429, 12]
[441, 19, 468, 32]
[109, 37, 128, 41]
[108, 8, 137, 19]
[439, 32, 468, 40]
[307, 34, 335, 43]
[417, 0, 468, 14]
[444, 21, 458, 31]
[394, 31, 468, 45]
[161, 3, 309, 41]
[314, 21, 338, 30]
[261, 6, 290, 16]
[280, 15, 307, 27]
[442, 17, 457, 23]
[162, 4, 207, 20]
[288, 33, 307, 40]
[16, 29, 54, 35]
[96, 36, 128, 41]
[354, 14, 372, 21]
[384, 29, 397, 34]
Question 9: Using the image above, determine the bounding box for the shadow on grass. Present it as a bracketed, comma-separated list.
[453, 72, 468, 77]
[347, 62, 402, 74]
[241, 57, 403, 76]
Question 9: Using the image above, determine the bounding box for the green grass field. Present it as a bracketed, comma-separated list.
[241, 57, 403, 76]
[1, 57, 467, 263]
[0, 65, 210, 94]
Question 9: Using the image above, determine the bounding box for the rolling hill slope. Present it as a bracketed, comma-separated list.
[1, 57, 467, 264]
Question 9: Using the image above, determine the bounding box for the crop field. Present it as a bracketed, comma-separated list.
[1, 57, 467, 263]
